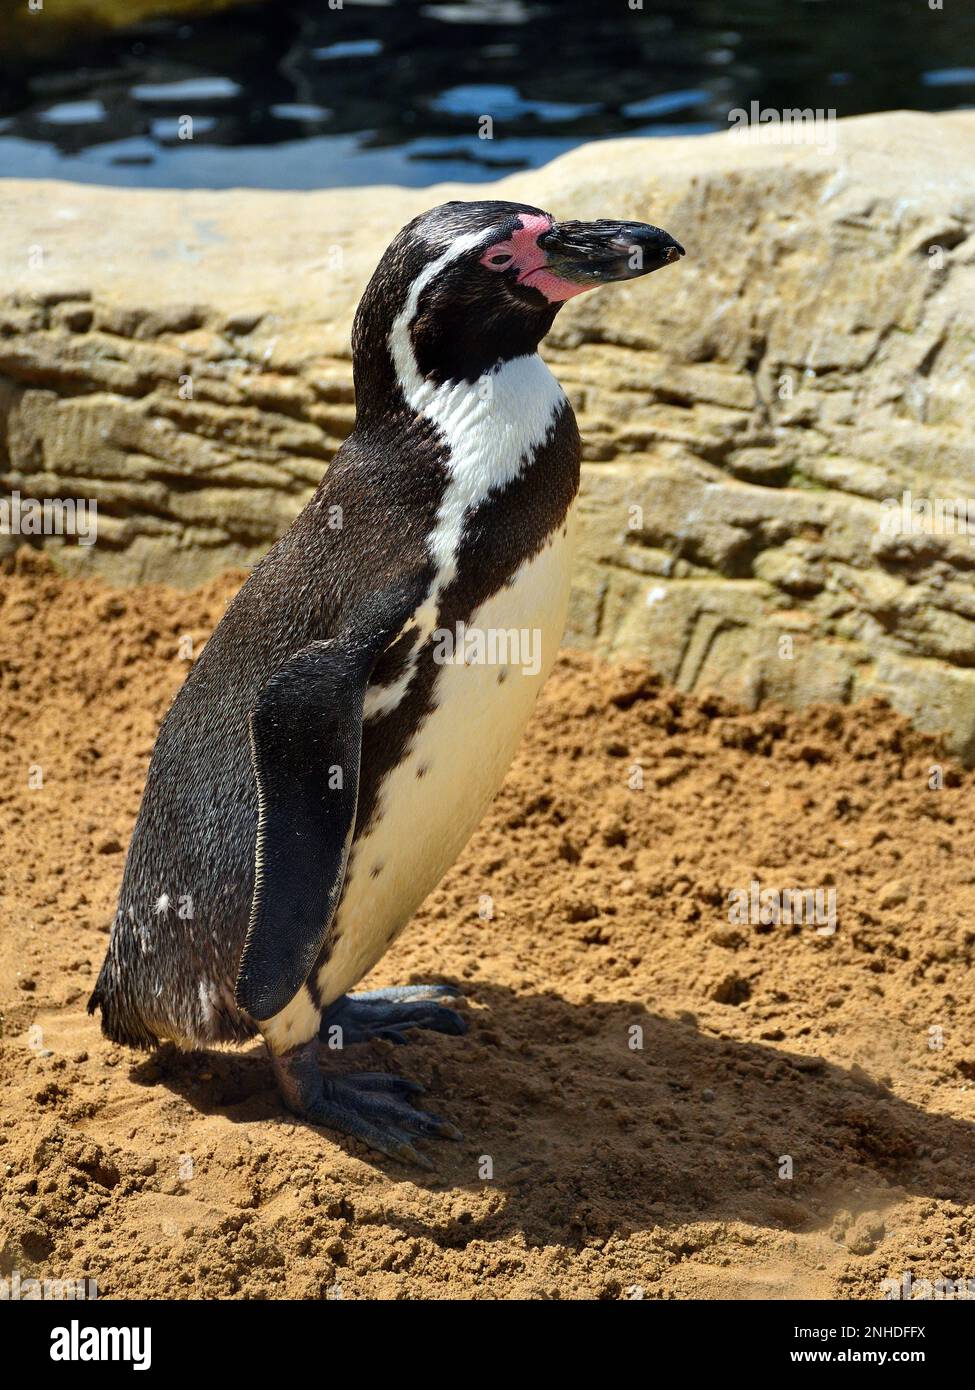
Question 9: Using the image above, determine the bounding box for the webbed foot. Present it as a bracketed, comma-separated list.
[270, 1037, 461, 1167]
[320, 983, 467, 1047]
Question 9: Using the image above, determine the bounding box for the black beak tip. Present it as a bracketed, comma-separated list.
[618, 224, 685, 275]
[641, 226, 684, 262]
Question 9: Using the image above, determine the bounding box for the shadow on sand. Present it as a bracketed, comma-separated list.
[138, 979, 975, 1251]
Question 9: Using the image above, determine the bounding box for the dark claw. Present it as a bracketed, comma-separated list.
[394, 1142, 434, 1171]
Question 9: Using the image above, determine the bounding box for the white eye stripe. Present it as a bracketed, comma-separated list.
[402, 227, 492, 319]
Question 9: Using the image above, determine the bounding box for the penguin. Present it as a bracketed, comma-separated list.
[89, 200, 684, 1165]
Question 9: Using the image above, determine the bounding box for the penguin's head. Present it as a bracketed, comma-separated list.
[353, 199, 685, 393]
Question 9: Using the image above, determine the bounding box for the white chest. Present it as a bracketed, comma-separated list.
[316, 501, 577, 1005]
[363, 348, 568, 723]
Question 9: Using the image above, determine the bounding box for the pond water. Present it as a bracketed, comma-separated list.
[1, 0, 972, 189]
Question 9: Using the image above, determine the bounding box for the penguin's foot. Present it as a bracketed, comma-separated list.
[270, 1037, 461, 1168]
[320, 983, 467, 1047]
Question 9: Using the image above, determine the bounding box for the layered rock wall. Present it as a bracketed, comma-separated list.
[3, 112, 975, 753]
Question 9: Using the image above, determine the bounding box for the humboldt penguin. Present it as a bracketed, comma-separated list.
[89, 200, 685, 1164]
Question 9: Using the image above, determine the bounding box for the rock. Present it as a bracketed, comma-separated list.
[710, 973, 752, 1006]
[845, 1215, 886, 1256]
[3, 112, 975, 755]
[879, 880, 910, 909]
[0, 1213, 53, 1269]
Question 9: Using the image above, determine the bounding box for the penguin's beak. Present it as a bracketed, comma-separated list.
[536, 219, 685, 287]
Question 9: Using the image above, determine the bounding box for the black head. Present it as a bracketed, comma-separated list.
[351, 200, 684, 413]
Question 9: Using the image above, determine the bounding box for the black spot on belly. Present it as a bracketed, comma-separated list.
[416, 763, 429, 779]
[497, 669, 508, 685]
[370, 863, 384, 879]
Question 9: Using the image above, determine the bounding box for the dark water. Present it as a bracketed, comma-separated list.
[1, 0, 973, 190]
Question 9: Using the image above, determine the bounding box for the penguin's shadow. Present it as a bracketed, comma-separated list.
[139, 981, 975, 1250]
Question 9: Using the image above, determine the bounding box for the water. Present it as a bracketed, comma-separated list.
[0, 0, 972, 190]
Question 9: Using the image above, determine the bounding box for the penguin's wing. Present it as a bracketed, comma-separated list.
[235, 577, 425, 1023]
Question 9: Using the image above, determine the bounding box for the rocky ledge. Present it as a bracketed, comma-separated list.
[2, 112, 975, 755]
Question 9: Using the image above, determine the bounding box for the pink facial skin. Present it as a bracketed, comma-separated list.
[479, 213, 589, 303]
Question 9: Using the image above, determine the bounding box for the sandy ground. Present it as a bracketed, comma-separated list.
[1, 548, 974, 1301]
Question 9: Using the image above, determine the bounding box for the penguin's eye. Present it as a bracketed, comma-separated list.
[485, 253, 513, 269]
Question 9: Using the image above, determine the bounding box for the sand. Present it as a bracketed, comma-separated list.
[1, 548, 974, 1301]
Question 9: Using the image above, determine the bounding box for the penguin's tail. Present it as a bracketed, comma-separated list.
[88, 913, 257, 1051]
[87, 972, 160, 1051]
[87, 930, 162, 1051]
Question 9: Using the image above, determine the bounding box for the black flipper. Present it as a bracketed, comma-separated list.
[235, 577, 425, 1023]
